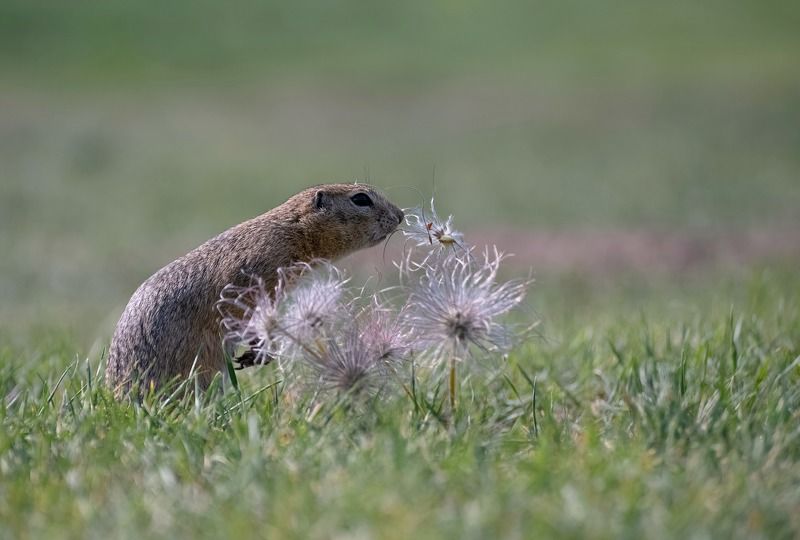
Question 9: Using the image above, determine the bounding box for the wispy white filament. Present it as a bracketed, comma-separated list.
[403, 248, 530, 363]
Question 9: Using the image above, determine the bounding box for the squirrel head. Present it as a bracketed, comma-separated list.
[292, 183, 405, 259]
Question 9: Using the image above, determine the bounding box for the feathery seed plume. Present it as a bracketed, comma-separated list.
[404, 247, 530, 363]
[299, 324, 391, 398]
[280, 260, 351, 354]
[218, 275, 288, 366]
[402, 198, 466, 260]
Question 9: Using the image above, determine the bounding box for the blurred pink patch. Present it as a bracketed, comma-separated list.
[350, 227, 800, 277]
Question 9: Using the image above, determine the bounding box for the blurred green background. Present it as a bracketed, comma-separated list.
[1, 0, 799, 344]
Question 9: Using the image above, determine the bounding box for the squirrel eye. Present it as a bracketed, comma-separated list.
[350, 193, 374, 207]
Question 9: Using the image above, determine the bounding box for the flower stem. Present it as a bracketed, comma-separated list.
[449, 355, 456, 411]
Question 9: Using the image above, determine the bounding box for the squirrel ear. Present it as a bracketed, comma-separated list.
[314, 190, 330, 209]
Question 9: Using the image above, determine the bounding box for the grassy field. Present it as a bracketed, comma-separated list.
[1, 271, 798, 539]
[1, 1, 799, 538]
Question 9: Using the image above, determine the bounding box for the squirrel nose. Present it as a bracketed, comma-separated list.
[397, 210, 405, 225]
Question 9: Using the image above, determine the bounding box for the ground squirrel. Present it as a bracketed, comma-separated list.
[106, 183, 404, 397]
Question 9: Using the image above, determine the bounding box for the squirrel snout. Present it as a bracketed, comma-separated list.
[396, 209, 405, 225]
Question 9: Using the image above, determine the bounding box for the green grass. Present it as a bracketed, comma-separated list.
[1, 272, 798, 539]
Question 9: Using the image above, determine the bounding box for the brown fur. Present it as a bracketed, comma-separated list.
[106, 183, 403, 398]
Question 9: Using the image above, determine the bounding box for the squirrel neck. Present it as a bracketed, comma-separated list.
[213, 210, 351, 289]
